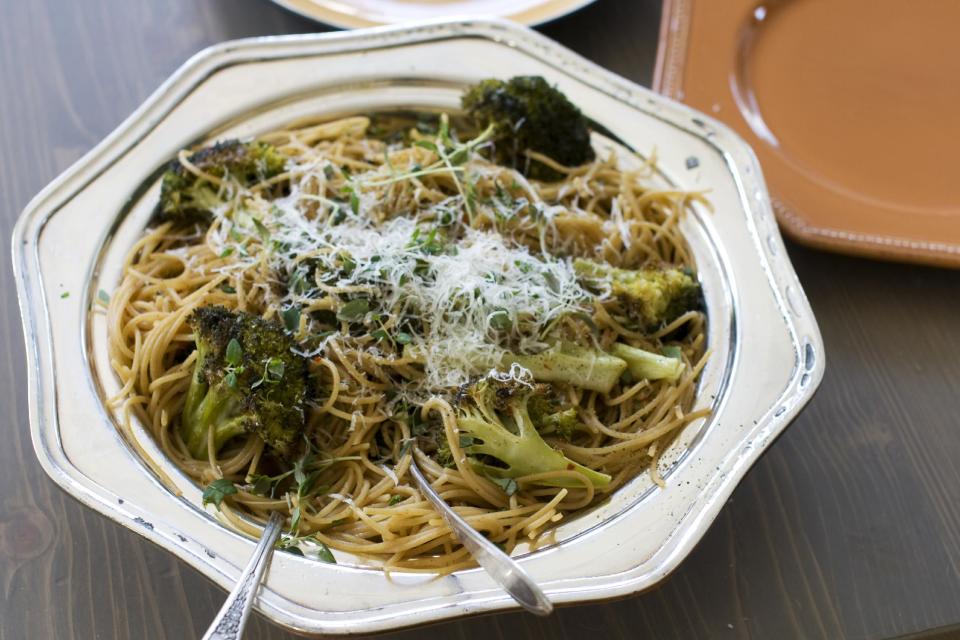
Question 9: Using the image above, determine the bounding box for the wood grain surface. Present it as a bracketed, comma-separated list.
[2, 1, 959, 638]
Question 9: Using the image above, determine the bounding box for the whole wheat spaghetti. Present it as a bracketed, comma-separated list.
[107, 106, 709, 572]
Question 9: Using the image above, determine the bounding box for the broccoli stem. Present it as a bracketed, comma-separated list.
[183, 393, 248, 459]
[179, 331, 245, 458]
[403, 341, 628, 393]
[505, 343, 627, 394]
[610, 343, 685, 382]
[459, 407, 610, 489]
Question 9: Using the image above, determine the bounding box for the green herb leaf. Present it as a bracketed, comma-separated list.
[282, 306, 301, 333]
[413, 139, 438, 152]
[543, 271, 560, 294]
[394, 332, 413, 345]
[401, 404, 428, 437]
[269, 357, 285, 378]
[489, 310, 512, 331]
[459, 434, 475, 448]
[289, 506, 302, 535]
[225, 338, 243, 366]
[337, 299, 369, 322]
[220, 283, 236, 294]
[349, 190, 360, 215]
[448, 147, 468, 165]
[490, 477, 518, 497]
[388, 494, 404, 506]
[224, 371, 238, 389]
[97, 289, 111, 304]
[202, 478, 237, 510]
[437, 208, 455, 226]
[371, 328, 390, 343]
[252, 217, 271, 242]
[464, 179, 478, 214]
[219, 246, 234, 258]
[289, 267, 311, 295]
[316, 542, 337, 564]
[247, 474, 273, 497]
[298, 469, 327, 499]
[60, 291, 69, 299]
[284, 544, 304, 557]
[340, 254, 357, 274]
[292, 452, 313, 487]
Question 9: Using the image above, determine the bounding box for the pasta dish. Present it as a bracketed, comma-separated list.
[107, 77, 709, 571]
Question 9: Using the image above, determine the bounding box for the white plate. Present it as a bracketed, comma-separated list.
[12, 19, 823, 635]
[270, 0, 598, 28]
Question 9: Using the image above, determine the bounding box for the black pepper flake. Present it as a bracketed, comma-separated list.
[686, 156, 700, 170]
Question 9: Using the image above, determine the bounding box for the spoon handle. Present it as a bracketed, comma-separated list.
[202, 511, 284, 640]
[409, 458, 553, 616]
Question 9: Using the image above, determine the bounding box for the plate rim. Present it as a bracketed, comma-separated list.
[269, 0, 600, 29]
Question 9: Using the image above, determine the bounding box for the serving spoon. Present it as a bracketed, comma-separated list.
[409, 454, 554, 616]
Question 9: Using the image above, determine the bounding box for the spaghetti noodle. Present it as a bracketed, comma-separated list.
[107, 109, 709, 572]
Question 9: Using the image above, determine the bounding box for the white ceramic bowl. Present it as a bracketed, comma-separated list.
[12, 19, 824, 635]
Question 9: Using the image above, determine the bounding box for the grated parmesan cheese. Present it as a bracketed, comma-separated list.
[202, 136, 594, 391]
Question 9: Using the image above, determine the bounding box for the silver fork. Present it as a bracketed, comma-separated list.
[202, 511, 284, 640]
[409, 455, 553, 616]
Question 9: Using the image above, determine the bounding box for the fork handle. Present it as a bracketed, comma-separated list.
[202, 512, 284, 640]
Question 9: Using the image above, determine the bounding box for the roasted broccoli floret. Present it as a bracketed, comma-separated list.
[434, 433, 456, 469]
[451, 378, 611, 489]
[528, 390, 584, 440]
[505, 342, 627, 394]
[574, 258, 702, 331]
[462, 76, 595, 181]
[610, 343, 685, 382]
[180, 306, 308, 460]
[158, 139, 286, 222]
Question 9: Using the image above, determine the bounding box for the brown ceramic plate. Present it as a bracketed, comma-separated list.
[654, 0, 960, 267]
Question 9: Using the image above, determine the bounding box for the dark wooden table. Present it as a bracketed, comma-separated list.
[2, 1, 959, 638]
